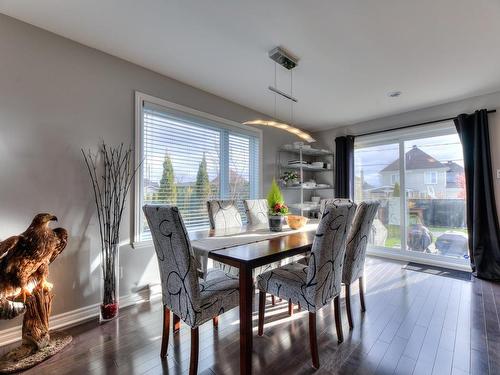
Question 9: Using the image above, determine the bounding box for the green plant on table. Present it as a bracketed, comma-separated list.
[267, 179, 289, 216]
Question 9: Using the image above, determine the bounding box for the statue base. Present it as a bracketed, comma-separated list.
[0, 332, 72, 374]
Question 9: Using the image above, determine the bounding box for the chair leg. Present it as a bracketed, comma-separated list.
[345, 284, 354, 330]
[334, 296, 344, 343]
[288, 300, 293, 316]
[297, 302, 301, 311]
[189, 327, 199, 375]
[359, 277, 366, 312]
[173, 313, 181, 334]
[271, 295, 276, 306]
[258, 291, 266, 336]
[213, 316, 219, 328]
[308, 312, 320, 369]
[160, 306, 170, 358]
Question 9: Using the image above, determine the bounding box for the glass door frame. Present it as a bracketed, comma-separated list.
[354, 121, 471, 271]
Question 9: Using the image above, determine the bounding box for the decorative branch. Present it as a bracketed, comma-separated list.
[82, 142, 140, 306]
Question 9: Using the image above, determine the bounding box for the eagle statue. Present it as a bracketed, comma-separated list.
[0, 213, 68, 319]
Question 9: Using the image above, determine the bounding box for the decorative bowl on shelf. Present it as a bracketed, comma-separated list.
[286, 215, 308, 230]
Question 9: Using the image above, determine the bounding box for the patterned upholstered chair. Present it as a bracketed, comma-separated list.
[206, 200, 243, 275]
[318, 197, 351, 217]
[297, 198, 352, 268]
[257, 201, 357, 369]
[342, 200, 380, 329]
[143, 205, 239, 375]
[206, 200, 242, 230]
[243, 199, 268, 225]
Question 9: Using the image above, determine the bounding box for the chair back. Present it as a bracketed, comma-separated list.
[342, 201, 380, 284]
[206, 200, 242, 230]
[305, 201, 357, 310]
[319, 198, 351, 217]
[244, 199, 268, 225]
[143, 205, 200, 326]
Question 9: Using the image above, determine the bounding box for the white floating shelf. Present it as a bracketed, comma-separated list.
[282, 186, 334, 190]
[279, 146, 333, 156]
[282, 164, 333, 171]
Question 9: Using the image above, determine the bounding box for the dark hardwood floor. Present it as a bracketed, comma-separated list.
[2, 257, 499, 375]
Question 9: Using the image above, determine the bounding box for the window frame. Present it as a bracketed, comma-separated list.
[391, 173, 399, 185]
[354, 120, 470, 271]
[424, 171, 438, 185]
[133, 91, 263, 246]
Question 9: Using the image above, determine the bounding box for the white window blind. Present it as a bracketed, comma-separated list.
[137, 98, 261, 242]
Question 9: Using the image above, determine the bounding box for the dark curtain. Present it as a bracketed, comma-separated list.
[335, 136, 355, 199]
[454, 109, 500, 280]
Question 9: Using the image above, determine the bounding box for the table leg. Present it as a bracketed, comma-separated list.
[239, 264, 253, 375]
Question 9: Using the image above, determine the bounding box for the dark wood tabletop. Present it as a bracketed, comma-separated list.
[208, 230, 315, 268]
[190, 222, 318, 375]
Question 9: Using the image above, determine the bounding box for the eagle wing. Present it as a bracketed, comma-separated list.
[0, 236, 20, 260]
[49, 228, 68, 264]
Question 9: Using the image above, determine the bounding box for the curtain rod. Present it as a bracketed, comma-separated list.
[353, 109, 496, 138]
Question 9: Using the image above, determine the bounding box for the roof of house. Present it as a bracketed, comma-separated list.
[380, 145, 446, 172]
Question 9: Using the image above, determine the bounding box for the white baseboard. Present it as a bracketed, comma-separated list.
[0, 286, 162, 347]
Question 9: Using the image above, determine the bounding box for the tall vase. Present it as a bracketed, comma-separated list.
[99, 244, 119, 323]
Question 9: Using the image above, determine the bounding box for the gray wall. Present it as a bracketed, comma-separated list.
[0, 14, 297, 331]
[313, 91, 500, 216]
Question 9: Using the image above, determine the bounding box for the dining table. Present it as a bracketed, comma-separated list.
[191, 221, 319, 375]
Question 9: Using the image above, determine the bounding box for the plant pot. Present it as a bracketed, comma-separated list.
[269, 215, 284, 232]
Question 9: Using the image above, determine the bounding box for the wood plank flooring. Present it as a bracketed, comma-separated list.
[1, 257, 499, 375]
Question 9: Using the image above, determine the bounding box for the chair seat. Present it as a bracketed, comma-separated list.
[257, 262, 311, 309]
[197, 269, 239, 326]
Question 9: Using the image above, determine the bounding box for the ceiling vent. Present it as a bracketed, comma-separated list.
[268, 47, 298, 70]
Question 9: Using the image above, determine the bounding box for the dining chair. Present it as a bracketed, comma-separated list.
[206, 199, 242, 230]
[297, 197, 351, 268]
[257, 201, 357, 369]
[243, 199, 269, 225]
[206, 200, 243, 275]
[143, 205, 240, 375]
[342, 200, 380, 329]
[318, 197, 351, 217]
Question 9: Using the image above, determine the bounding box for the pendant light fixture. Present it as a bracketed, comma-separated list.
[243, 47, 316, 143]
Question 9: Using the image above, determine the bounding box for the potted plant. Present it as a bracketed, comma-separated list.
[82, 143, 139, 323]
[267, 179, 289, 232]
[280, 171, 299, 187]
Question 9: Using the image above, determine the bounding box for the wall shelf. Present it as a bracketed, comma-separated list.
[277, 143, 335, 217]
[282, 186, 333, 190]
[281, 164, 333, 172]
[279, 145, 333, 156]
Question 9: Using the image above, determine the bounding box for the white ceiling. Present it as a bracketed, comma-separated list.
[1, 0, 500, 130]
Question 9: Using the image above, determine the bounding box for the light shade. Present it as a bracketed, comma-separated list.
[243, 119, 316, 143]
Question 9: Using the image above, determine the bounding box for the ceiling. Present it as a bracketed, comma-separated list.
[1, 0, 500, 130]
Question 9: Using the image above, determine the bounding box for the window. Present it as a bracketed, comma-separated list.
[424, 171, 438, 185]
[135, 93, 261, 242]
[354, 121, 468, 264]
[391, 173, 399, 184]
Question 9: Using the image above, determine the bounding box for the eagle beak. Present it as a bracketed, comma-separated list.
[51, 216, 58, 222]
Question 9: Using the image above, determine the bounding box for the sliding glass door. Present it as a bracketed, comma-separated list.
[354, 122, 469, 267]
